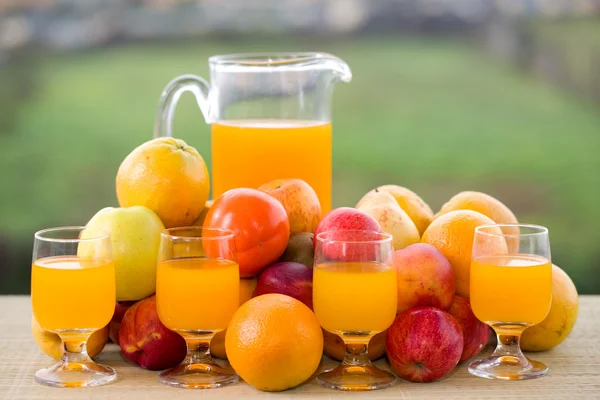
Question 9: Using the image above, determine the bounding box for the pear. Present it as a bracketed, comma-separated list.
[357, 191, 420, 250]
[357, 185, 434, 236]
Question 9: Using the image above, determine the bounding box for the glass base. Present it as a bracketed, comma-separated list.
[35, 360, 117, 388]
[316, 362, 396, 391]
[469, 355, 548, 380]
[158, 361, 239, 389]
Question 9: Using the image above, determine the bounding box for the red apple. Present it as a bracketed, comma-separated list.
[314, 207, 382, 262]
[448, 295, 490, 362]
[259, 178, 322, 234]
[109, 301, 136, 345]
[254, 262, 313, 309]
[386, 307, 463, 383]
[393, 243, 456, 313]
[119, 295, 187, 370]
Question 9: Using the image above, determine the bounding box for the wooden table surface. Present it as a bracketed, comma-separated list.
[1, 295, 598, 399]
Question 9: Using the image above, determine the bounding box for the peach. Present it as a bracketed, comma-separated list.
[119, 295, 187, 370]
[240, 277, 257, 305]
[394, 243, 456, 313]
[109, 301, 136, 345]
[259, 178, 321, 234]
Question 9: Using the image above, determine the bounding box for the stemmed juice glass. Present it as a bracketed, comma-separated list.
[31, 226, 117, 387]
[156, 227, 240, 389]
[469, 223, 552, 380]
[313, 230, 397, 391]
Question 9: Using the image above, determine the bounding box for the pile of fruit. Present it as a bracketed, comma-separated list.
[32, 137, 580, 391]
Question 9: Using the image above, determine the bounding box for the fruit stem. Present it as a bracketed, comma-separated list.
[342, 341, 371, 366]
[182, 332, 215, 365]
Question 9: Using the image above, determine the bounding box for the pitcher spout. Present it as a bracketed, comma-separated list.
[318, 53, 352, 83]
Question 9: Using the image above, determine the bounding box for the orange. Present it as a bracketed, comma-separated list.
[357, 185, 434, 236]
[225, 294, 323, 392]
[437, 191, 519, 251]
[421, 210, 503, 297]
[116, 138, 209, 228]
[521, 264, 579, 351]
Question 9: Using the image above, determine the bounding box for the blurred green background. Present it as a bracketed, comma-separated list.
[1, 1, 599, 294]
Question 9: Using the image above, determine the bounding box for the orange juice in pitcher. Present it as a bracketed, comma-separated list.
[154, 53, 351, 211]
[211, 120, 332, 209]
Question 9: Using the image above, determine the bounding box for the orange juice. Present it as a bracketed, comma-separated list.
[471, 254, 552, 325]
[31, 256, 115, 332]
[211, 120, 332, 212]
[313, 261, 397, 335]
[157, 257, 239, 332]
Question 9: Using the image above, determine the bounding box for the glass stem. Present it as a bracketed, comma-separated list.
[60, 334, 93, 364]
[183, 333, 215, 365]
[492, 326, 530, 368]
[342, 341, 371, 366]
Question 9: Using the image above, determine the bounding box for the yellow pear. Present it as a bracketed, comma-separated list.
[80, 206, 165, 301]
[357, 191, 420, 250]
[32, 316, 109, 360]
[521, 264, 579, 351]
[357, 185, 434, 236]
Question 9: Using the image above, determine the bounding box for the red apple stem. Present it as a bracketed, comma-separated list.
[342, 342, 371, 366]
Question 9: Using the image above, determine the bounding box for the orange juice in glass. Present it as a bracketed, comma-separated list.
[313, 261, 396, 335]
[211, 120, 332, 210]
[154, 53, 352, 212]
[31, 227, 117, 388]
[471, 254, 552, 325]
[155, 227, 239, 389]
[32, 256, 115, 332]
[313, 230, 397, 391]
[157, 257, 239, 332]
[469, 224, 553, 381]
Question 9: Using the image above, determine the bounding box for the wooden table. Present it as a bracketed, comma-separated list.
[1, 295, 598, 399]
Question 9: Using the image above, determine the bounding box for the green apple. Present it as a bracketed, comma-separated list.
[81, 206, 164, 301]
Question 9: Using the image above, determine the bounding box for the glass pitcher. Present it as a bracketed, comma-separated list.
[154, 53, 352, 212]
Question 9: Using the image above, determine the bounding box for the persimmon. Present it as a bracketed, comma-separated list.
[204, 188, 290, 277]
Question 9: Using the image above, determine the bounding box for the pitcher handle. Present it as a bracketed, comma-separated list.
[154, 74, 211, 138]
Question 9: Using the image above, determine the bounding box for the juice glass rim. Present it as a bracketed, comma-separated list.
[475, 223, 548, 238]
[34, 226, 110, 243]
[161, 226, 235, 242]
[315, 230, 392, 245]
